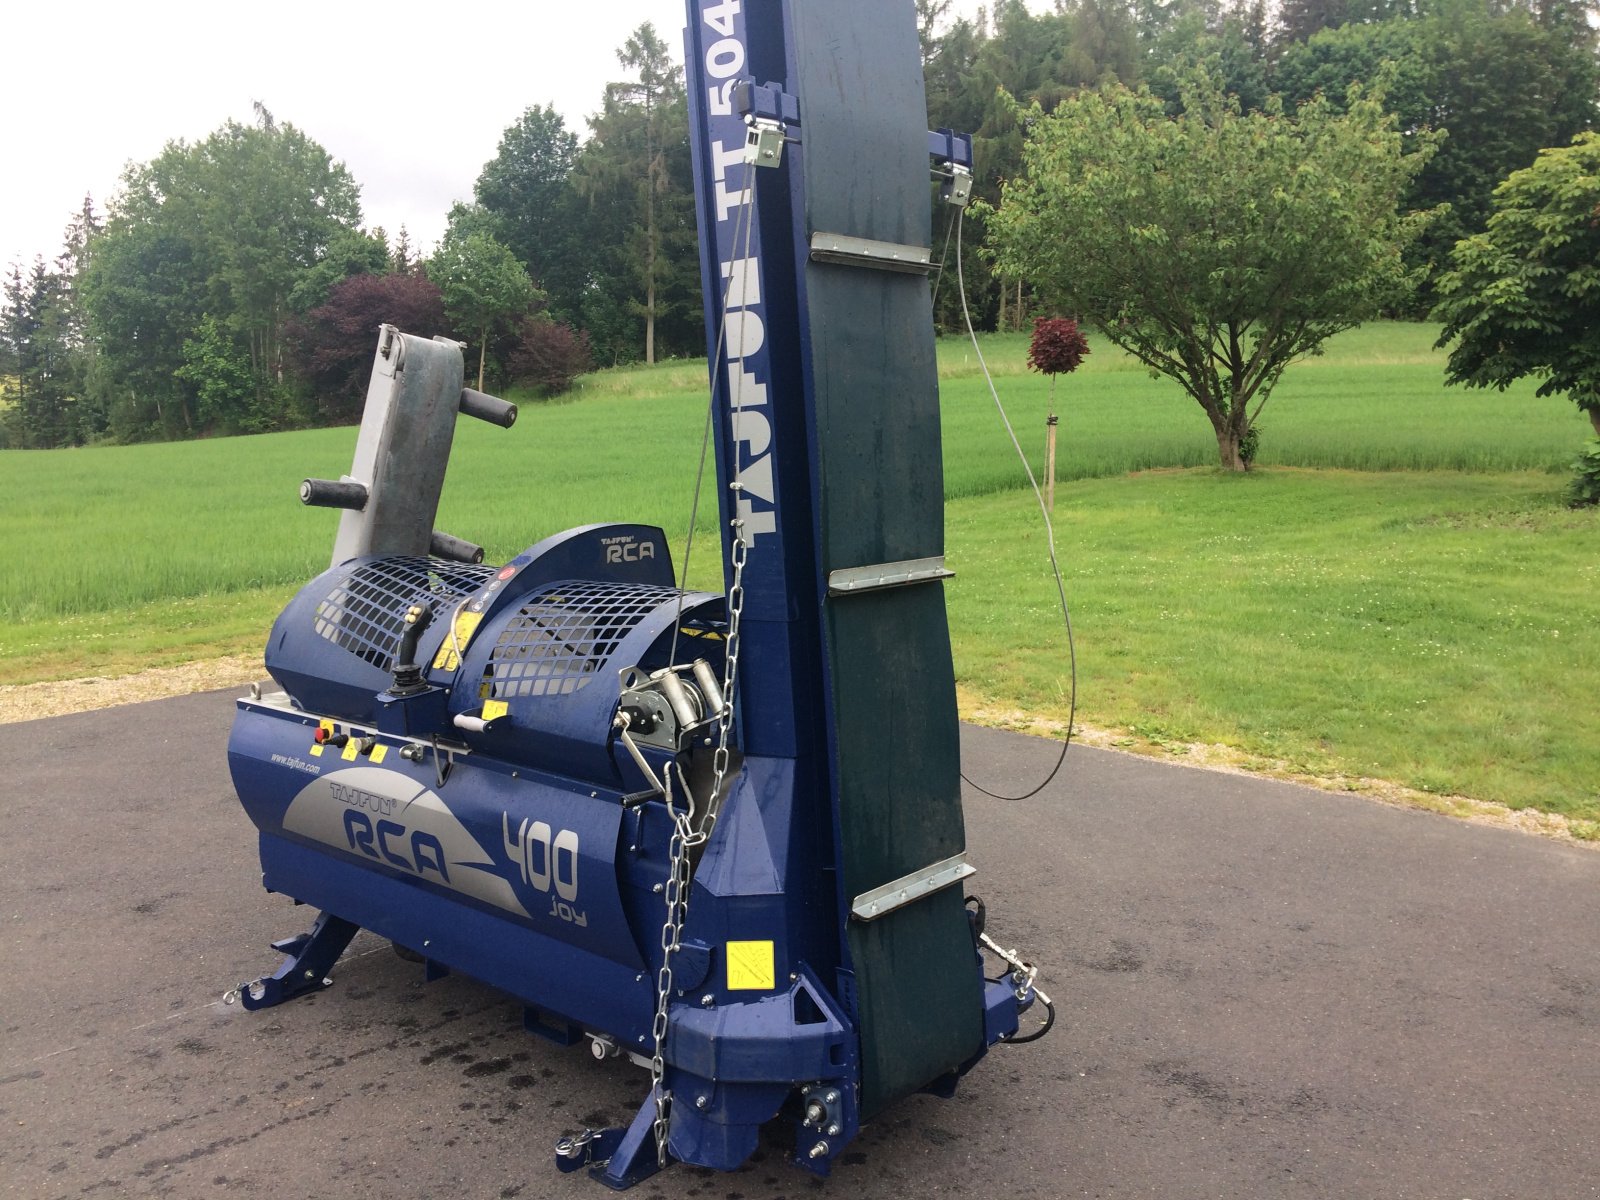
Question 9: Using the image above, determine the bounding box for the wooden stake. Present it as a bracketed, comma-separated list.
[1045, 413, 1059, 512]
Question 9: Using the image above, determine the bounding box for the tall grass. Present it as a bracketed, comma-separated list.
[0, 323, 1585, 625]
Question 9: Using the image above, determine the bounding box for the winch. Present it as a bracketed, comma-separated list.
[227, 0, 1051, 1187]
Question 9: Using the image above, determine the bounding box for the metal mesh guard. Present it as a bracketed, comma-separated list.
[489, 581, 681, 699]
[314, 556, 495, 671]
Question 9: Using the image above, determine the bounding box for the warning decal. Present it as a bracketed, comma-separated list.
[432, 610, 485, 671]
[726, 940, 776, 991]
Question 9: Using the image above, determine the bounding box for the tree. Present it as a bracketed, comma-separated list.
[1274, 5, 1599, 286]
[1432, 132, 1600, 440]
[474, 105, 584, 321]
[1146, 0, 1272, 116]
[1, 263, 36, 446]
[0, 257, 77, 448]
[509, 316, 594, 397]
[391, 226, 416, 275]
[576, 23, 699, 364]
[985, 69, 1436, 470]
[916, 0, 955, 66]
[285, 226, 390, 314]
[83, 108, 366, 437]
[287, 272, 446, 422]
[427, 215, 539, 390]
[187, 109, 364, 408]
[176, 314, 257, 431]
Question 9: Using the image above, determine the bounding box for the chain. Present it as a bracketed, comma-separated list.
[648, 125, 761, 1175]
[651, 765, 700, 1166]
[702, 517, 748, 844]
[647, 522, 749, 1166]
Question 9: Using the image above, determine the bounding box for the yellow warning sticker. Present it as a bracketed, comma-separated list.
[371, 744, 388, 764]
[309, 743, 324, 757]
[341, 740, 360, 761]
[432, 610, 485, 671]
[482, 699, 509, 722]
[726, 941, 776, 991]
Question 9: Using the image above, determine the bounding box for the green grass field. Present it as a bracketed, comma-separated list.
[2, 322, 1595, 824]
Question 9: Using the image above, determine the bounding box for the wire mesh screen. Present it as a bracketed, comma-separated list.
[314, 556, 495, 670]
[488, 581, 682, 699]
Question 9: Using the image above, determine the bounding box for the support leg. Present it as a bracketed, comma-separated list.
[591, 1092, 668, 1190]
[236, 911, 360, 1011]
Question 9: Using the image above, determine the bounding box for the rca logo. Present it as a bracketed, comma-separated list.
[343, 809, 449, 882]
[604, 540, 657, 565]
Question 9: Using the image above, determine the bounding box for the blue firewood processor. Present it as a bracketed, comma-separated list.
[226, 0, 1054, 1186]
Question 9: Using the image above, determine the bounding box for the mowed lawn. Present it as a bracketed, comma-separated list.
[1, 322, 1595, 823]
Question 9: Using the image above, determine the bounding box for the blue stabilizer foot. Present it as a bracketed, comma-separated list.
[593, 1094, 668, 1190]
[237, 911, 360, 1010]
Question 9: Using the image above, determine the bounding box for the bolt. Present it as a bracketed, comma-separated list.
[700, 994, 715, 1008]
[635, 974, 645, 983]
[824, 1090, 839, 1105]
[827, 1124, 841, 1137]
[695, 1095, 709, 1110]
[804, 1101, 826, 1125]
[808, 1141, 829, 1160]
[303, 969, 314, 979]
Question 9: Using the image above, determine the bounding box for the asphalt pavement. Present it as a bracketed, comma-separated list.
[1, 688, 1595, 1199]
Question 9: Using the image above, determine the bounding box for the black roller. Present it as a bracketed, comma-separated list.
[299, 478, 369, 510]
[459, 388, 518, 429]
[430, 530, 485, 564]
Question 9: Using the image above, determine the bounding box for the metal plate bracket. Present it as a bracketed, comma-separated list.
[828, 556, 953, 596]
[809, 232, 933, 275]
[851, 853, 977, 922]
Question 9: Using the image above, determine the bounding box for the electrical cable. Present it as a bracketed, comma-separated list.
[953, 205, 1078, 802]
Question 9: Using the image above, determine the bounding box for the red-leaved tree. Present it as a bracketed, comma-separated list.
[509, 316, 594, 397]
[1028, 316, 1090, 383]
[287, 273, 446, 423]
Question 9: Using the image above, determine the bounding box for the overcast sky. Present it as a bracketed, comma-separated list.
[2, 0, 1030, 271]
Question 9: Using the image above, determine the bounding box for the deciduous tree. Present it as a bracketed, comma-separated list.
[475, 105, 584, 322]
[83, 108, 366, 436]
[286, 272, 446, 422]
[986, 68, 1435, 470]
[427, 215, 539, 391]
[1433, 132, 1600, 440]
[1273, 5, 1598, 282]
